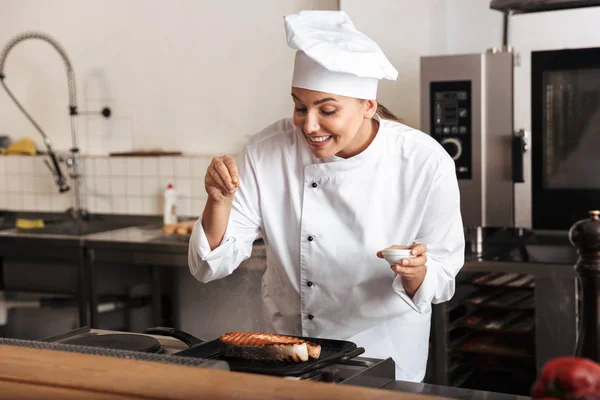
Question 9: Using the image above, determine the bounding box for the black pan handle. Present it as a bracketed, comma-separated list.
[337, 347, 365, 362]
[144, 327, 205, 347]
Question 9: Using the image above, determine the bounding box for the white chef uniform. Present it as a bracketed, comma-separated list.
[188, 11, 465, 382]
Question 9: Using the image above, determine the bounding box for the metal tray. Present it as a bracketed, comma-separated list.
[146, 328, 365, 377]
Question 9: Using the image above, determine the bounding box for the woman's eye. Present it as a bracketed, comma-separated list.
[295, 108, 307, 113]
[321, 110, 336, 116]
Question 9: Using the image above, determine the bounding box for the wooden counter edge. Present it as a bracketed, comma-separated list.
[0, 344, 447, 400]
[0, 379, 139, 400]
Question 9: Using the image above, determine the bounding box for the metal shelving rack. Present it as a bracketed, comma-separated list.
[428, 270, 538, 396]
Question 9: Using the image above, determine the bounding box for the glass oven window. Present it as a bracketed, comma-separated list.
[543, 69, 600, 189]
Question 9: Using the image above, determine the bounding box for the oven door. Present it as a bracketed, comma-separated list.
[532, 47, 600, 230]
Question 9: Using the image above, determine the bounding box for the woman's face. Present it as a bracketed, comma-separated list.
[291, 88, 377, 159]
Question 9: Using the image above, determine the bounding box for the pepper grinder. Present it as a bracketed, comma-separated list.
[569, 210, 600, 361]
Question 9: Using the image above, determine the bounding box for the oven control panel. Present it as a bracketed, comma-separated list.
[429, 81, 472, 180]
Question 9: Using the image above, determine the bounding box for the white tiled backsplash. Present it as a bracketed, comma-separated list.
[0, 155, 212, 217]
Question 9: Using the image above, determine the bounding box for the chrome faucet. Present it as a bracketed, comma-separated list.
[0, 31, 107, 220]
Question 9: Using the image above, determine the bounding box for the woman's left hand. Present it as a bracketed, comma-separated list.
[377, 243, 427, 277]
[377, 243, 428, 297]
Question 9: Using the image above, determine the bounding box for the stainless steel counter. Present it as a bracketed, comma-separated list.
[0, 211, 267, 331]
[384, 381, 530, 399]
[0, 211, 265, 268]
[82, 223, 266, 269]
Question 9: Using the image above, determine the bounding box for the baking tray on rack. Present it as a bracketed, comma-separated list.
[466, 290, 535, 311]
[458, 335, 535, 358]
[452, 310, 534, 334]
[471, 273, 535, 289]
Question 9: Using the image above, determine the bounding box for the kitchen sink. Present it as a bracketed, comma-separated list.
[0, 220, 15, 231]
[150, 233, 191, 243]
[0, 214, 71, 232]
[15, 219, 138, 237]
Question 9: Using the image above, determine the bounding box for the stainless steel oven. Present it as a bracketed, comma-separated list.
[532, 47, 600, 230]
[420, 52, 516, 230]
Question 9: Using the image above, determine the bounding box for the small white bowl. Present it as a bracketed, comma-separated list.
[381, 249, 415, 265]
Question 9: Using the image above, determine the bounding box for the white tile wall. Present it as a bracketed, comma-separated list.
[0, 155, 210, 217]
[6, 157, 20, 174]
[175, 177, 193, 198]
[7, 176, 22, 193]
[36, 196, 53, 210]
[110, 177, 127, 196]
[174, 158, 192, 178]
[112, 196, 128, 214]
[95, 196, 112, 214]
[127, 196, 144, 214]
[126, 177, 143, 197]
[7, 193, 21, 210]
[94, 176, 111, 195]
[23, 194, 37, 211]
[142, 159, 158, 177]
[143, 196, 160, 215]
[95, 158, 110, 176]
[126, 158, 142, 177]
[109, 158, 127, 176]
[142, 177, 158, 196]
[159, 158, 175, 178]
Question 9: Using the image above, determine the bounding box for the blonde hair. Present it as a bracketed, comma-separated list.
[376, 103, 403, 123]
[358, 99, 403, 123]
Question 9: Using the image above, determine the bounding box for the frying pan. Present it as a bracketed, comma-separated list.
[145, 327, 365, 378]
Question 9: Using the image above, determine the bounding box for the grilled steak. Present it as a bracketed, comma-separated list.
[218, 332, 321, 362]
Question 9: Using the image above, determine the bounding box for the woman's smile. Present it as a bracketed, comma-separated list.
[306, 135, 333, 147]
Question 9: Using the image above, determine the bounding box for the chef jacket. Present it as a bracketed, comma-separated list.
[189, 115, 465, 381]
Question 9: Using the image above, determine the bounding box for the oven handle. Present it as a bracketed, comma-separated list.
[144, 327, 206, 347]
[512, 129, 528, 183]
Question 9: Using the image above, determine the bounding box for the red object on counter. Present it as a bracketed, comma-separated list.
[532, 357, 600, 399]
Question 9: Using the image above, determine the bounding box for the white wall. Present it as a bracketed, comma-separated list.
[340, 0, 503, 128]
[339, 0, 441, 126]
[341, 0, 600, 228]
[0, 0, 337, 156]
[0, 0, 337, 215]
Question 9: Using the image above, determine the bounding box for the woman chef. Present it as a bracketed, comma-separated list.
[188, 10, 464, 381]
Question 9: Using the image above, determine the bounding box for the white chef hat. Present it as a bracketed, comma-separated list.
[284, 10, 398, 100]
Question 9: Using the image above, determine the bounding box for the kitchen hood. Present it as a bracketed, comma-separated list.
[490, 0, 600, 14]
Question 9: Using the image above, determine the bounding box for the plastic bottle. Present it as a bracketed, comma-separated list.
[163, 183, 178, 225]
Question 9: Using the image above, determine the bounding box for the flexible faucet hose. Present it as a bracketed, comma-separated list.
[0, 31, 81, 199]
[0, 31, 77, 107]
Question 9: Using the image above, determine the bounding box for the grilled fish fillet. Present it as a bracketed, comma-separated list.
[218, 332, 322, 362]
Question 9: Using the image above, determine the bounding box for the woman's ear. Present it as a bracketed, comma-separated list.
[363, 100, 378, 119]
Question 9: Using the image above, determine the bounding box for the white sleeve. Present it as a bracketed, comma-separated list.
[393, 156, 465, 313]
[188, 147, 262, 283]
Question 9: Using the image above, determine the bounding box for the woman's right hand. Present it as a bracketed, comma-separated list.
[205, 155, 240, 203]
